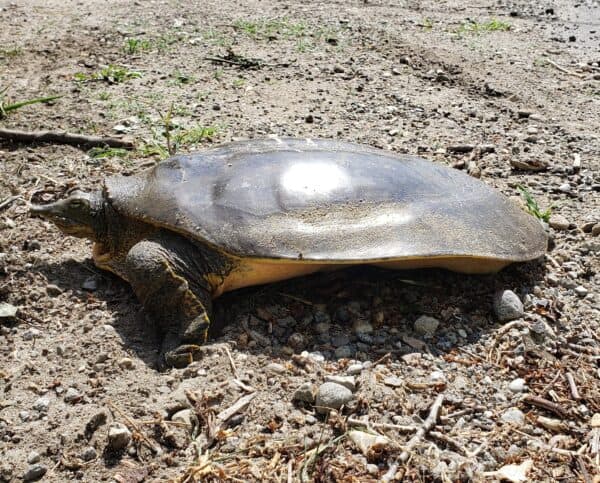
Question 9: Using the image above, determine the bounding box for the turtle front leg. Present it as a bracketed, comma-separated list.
[125, 235, 216, 369]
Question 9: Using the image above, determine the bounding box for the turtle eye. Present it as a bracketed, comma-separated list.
[69, 199, 86, 209]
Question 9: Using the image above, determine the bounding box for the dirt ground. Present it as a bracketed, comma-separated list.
[1, 0, 599, 481]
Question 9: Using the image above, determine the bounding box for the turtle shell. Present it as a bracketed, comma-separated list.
[105, 138, 547, 264]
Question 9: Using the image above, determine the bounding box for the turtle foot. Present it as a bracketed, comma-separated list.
[159, 343, 204, 370]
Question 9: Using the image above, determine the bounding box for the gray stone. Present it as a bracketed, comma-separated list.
[346, 363, 363, 375]
[117, 357, 135, 369]
[314, 322, 330, 333]
[292, 382, 315, 403]
[287, 332, 305, 351]
[19, 410, 30, 421]
[22, 464, 47, 482]
[334, 345, 354, 359]
[82, 276, 98, 291]
[81, 447, 97, 461]
[64, 387, 81, 403]
[33, 397, 50, 412]
[27, 451, 40, 464]
[353, 319, 373, 334]
[493, 290, 524, 321]
[107, 423, 131, 451]
[325, 375, 357, 392]
[315, 382, 353, 414]
[331, 334, 350, 347]
[501, 407, 525, 425]
[383, 376, 403, 388]
[508, 378, 528, 393]
[0, 302, 17, 319]
[171, 408, 198, 432]
[549, 215, 570, 231]
[574, 285, 588, 297]
[429, 370, 446, 383]
[45, 284, 63, 297]
[414, 315, 440, 336]
[265, 362, 286, 374]
[22, 328, 41, 341]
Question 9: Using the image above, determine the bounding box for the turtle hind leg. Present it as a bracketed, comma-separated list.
[124, 234, 216, 369]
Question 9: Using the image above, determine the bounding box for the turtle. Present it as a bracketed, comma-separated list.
[31, 138, 547, 367]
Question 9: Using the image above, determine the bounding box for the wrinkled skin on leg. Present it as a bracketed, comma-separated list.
[124, 231, 231, 369]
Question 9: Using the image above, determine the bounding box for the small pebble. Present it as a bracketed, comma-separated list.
[574, 286, 588, 297]
[549, 215, 570, 231]
[315, 382, 353, 414]
[22, 464, 47, 482]
[33, 397, 50, 413]
[82, 277, 98, 291]
[64, 387, 81, 403]
[334, 345, 354, 359]
[287, 332, 305, 351]
[324, 375, 357, 392]
[23, 328, 42, 341]
[27, 451, 40, 464]
[45, 284, 62, 297]
[501, 407, 525, 425]
[383, 376, 403, 388]
[346, 363, 363, 375]
[493, 290, 524, 321]
[265, 362, 286, 374]
[292, 382, 315, 403]
[171, 408, 198, 432]
[117, 357, 135, 369]
[107, 423, 131, 451]
[0, 302, 17, 319]
[414, 315, 440, 336]
[81, 447, 97, 461]
[429, 370, 446, 383]
[508, 378, 528, 393]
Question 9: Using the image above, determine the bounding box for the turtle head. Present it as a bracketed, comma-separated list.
[30, 190, 105, 240]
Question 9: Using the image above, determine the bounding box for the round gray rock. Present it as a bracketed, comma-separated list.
[414, 315, 440, 336]
[315, 382, 353, 414]
[493, 290, 524, 321]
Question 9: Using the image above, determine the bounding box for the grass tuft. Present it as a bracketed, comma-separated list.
[517, 185, 551, 222]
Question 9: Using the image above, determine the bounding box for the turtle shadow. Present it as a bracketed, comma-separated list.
[212, 259, 549, 362]
[34, 256, 547, 368]
[35, 258, 161, 368]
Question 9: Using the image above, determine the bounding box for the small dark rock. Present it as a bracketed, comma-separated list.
[22, 464, 47, 482]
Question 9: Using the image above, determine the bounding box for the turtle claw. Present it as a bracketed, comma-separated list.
[160, 344, 204, 370]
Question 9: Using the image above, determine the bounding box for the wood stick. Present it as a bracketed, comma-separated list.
[546, 59, 586, 78]
[216, 393, 256, 423]
[222, 345, 239, 380]
[0, 127, 135, 149]
[565, 372, 581, 400]
[347, 417, 417, 432]
[0, 195, 20, 211]
[106, 401, 162, 455]
[399, 394, 444, 462]
[522, 394, 568, 418]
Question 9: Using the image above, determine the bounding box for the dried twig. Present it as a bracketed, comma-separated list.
[0, 127, 135, 149]
[566, 372, 581, 400]
[546, 59, 586, 78]
[0, 195, 20, 212]
[522, 394, 568, 418]
[347, 417, 417, 433]
[222, 345, 239, 380]
[216, 393, 256, 423]
[399, 394, 444, 462]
